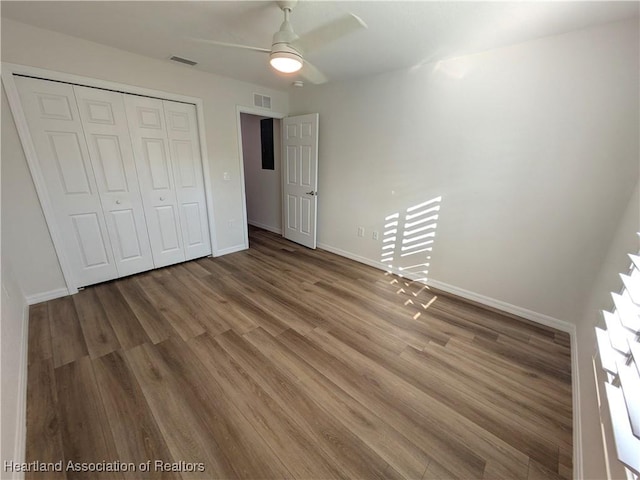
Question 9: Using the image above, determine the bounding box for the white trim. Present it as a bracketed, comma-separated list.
[427, 279, 575, 333]
[318, 241, 574, 332]
[318, 241, 582, 478]
[2, 62, 208, 104]
[572, 335, 583, 480]
[194, 99, 219, 256]
[318, 242, 388, 271]
[248, 220, 282, 235]
[1, 66, 79, 295]
[26, 287, 69, 305]
[236, 105, 287, 252]
[12, 302, 30, 480]
[1, 62, 217, 286]
[215, 244, 248, 256]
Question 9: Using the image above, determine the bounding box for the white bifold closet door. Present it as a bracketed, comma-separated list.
[124, 95, 186, 268]
[163, 100, 212, 260]
[15, 76, 119, 287]
[14, 75, 212, 288]
[74, 85, 155, 277]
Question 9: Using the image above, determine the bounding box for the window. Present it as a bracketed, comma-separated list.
[595, 238, 640, 478]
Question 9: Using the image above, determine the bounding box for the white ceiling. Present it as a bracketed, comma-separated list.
[2, 1, 638, 90]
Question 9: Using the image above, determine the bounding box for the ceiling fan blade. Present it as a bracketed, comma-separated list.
[296, 13, 367, 54]
[189, 38, 270, 54]
[300, 60, 328, 85]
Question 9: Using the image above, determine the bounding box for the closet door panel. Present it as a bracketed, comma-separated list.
[125, 95, 185, 268]
[163, 100, 212, 260]
[15, 76, 118, 287]
[74, 85, 154, 277]
[155, 205, 182, 252]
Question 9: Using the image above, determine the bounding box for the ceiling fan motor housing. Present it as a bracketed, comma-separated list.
[269, 42, 303, 72]
[270, 0, 303, 71]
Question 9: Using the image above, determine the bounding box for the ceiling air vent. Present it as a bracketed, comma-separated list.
[169, 56, 197, 66]
[253, 93, 272, 109]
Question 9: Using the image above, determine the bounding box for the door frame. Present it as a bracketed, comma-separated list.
[235, 105, 286, 250]
[2, 62, 218, 295]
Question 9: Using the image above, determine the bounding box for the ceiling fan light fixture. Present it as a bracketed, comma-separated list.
[269, 45, 303, 73]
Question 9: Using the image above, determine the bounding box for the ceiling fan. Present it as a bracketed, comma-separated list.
[191, 0, 367, 84]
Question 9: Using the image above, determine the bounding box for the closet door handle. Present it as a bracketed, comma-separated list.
[115, 200, 121, 205]
[160, 197, 165, 201]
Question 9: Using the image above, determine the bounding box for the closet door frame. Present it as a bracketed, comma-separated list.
[2, 62, 218, 295]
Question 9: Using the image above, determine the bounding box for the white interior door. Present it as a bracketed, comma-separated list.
[163, 100, 212, 260]
[74, 85, 154, 277]
[15, 76, 118, 287]
[282, 113, 319, 249]
[125, 95, 186, 268]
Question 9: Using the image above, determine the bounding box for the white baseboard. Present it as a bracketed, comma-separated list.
[214, 244, 248, 257]
[571, 335, 582, 480]
[12, 302, 29, 480]
[248, 220, 282, 235]
[26, 287, 68, 305]
[318, 242, 574, 333]
[318, 240, 581, 480]
[318, 242, 389, 272]
[426, 278, 575, 334]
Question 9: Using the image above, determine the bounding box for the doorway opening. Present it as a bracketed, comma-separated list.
[239, 112, 283, 247]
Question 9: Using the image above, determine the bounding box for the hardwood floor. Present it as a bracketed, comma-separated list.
[24, 227, 572, 479]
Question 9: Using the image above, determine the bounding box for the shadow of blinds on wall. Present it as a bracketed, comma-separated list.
[595, 233, 640, 479]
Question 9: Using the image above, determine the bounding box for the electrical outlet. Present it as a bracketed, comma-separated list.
[372, 231, 379, 240]
[228, 219, 234, 229]
[357, 226, 365, 237]
[223, 172, 231, 181]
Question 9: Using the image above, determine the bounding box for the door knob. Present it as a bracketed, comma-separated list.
[305, 191, 317, 196]
[160, 197, 165, 201]
[115, 200, 121, 205]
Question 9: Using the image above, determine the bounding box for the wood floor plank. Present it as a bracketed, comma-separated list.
[55, 356, 122, 479]
[133, 274, 206, 340]
[166, 265, 257, 335]
[73, 289, 121, 359]
[197, 273, 288, 336]
[293, 327, 528, 478]
[223, 266, 322, 335]
[239, 327, 430, 479]
[163, 264, 231, 336]
[48, 296, 88, 368]
[558, 446, 573, 480]
[473, 334, 572, 385]
[528, 459, 564, 480]
[27, 227, 573, 480]
[446, 337, 573, 405]
[188, 333, 349, 479]
[483, 459, 529, 480]
[151, 336, 293, 479]
[408, 341, 572, 431]
[330, 309, 564, 457]
[25, 358, 66, 480]
[116, 277, 177, 344]
[94, 283, 152, 350]
[397, 345, 565, 469]
[195, 256, 239, 277]
[180, 260, 211, 278]
[192, 275, 262, 335]
[92, 350, 179, 479]
[422, 460, 454, 479]
[125, 342, 226, 479]
[28, 303, 52, 365]
[304, 279, 433, 350]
